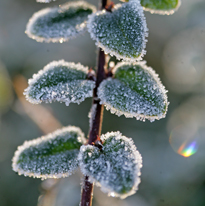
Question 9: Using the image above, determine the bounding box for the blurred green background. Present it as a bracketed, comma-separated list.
[0, 0, 205, 205]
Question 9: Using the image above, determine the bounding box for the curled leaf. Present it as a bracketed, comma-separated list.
[12, 126, 86, 179]
[98, 61, 168, 122]
[87, 0, 148, 61]
[79, 131, 142, 198]
[24, 60, 95, 106]
[26, 1, 96, 43]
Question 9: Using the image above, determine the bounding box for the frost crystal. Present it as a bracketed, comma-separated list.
[87, 0, 148, 61]
[98, 61, 168, 122]
[12, 126, 86, 179]
[79, 131, 142, 199]
[26, 1, 96, 43]
[140, 0, 181, 15]
[24, 60, 95, 106]
[88, 104, 97, 131]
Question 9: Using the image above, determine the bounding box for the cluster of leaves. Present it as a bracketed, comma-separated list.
[13, 128, 142, 198]
[13, 0, 180, 200]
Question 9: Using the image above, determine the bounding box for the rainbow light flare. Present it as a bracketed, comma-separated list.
[177, 141, 198, 157]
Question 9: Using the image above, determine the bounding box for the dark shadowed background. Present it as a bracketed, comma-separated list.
[0, 0, 205, 205]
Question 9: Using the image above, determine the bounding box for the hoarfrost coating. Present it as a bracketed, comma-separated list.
[24, 60, 95, 106]
[87, 1, 148, 61]
[98, 61, 168, 122]
[26, 1, 96, 43]
[88, 104, 97, 131]
[78, 131, 142, 199]
[12, 126, 86, 180]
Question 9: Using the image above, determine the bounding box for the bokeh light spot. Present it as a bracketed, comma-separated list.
[177, 141, 198, 157]
[169, 125, 199, 158]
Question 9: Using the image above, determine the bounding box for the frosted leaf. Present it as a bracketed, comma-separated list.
[79, 131, 142, 199]
[87, 0, 148, 61]
[26, 1, 96, 43]
[24, 60, 95, 106]
[98, 61, 168, 122]
[12, 126, 86, 179]
[140, 0, 181, 15]
[120, 0, 181, 15]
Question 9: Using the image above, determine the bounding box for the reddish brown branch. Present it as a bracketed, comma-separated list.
[80, 49, 106, 206]
[102, 0, 108, 9]
[80, 1, 107, 204]
[80, 176, 94, 206]
[88, 49, 106, 144]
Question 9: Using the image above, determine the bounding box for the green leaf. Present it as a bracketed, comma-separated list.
[26, 1, 96, 43]
[12, 126, 86, 179]
[79, 131, 142, 198]
[24, 60, 95, 106]
[120, 0, 181, 14]
[141, 0, 181, 14]
[98, 61, 168, 122]
[87, 0, 148, 61]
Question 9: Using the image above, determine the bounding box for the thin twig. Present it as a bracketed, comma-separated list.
[80, 1, 107, 205]
[80, 49, 106, 206]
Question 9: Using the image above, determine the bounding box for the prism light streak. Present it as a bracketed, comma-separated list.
[177, 141, 198, 157]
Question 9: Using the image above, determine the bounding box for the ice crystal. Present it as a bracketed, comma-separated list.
[24, 60, 95, 106]
[98, 61, 168, 122]
[140, 0, 181, 15]
[12, 126, 86, 179]
[26, 1, 96, 43]
[79, 131, 142, 199]
[87, 0, 148, 61]
[88, 104, 97, 131]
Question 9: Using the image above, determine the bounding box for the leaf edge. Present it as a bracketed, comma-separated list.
[12, 126, 86, 180]
[98, 61, 169, 122]
[78, 131, 143, 199]
[142, 0, 181, 15]
[87, 2, 148, 62]
[26, 1, 97, 43]
[24, 60, 95, 105]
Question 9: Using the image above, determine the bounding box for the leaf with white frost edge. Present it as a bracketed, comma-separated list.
[87, 0, 148, 62]
[98, 61, 168, 122]
[24, 60, 95, 106]
[78, 131, 142, 199]
[120, 0, 181, 15]
[26, 1, 96, 43]
[140, 0, 181, 15]
[12, 126, 86, 179]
